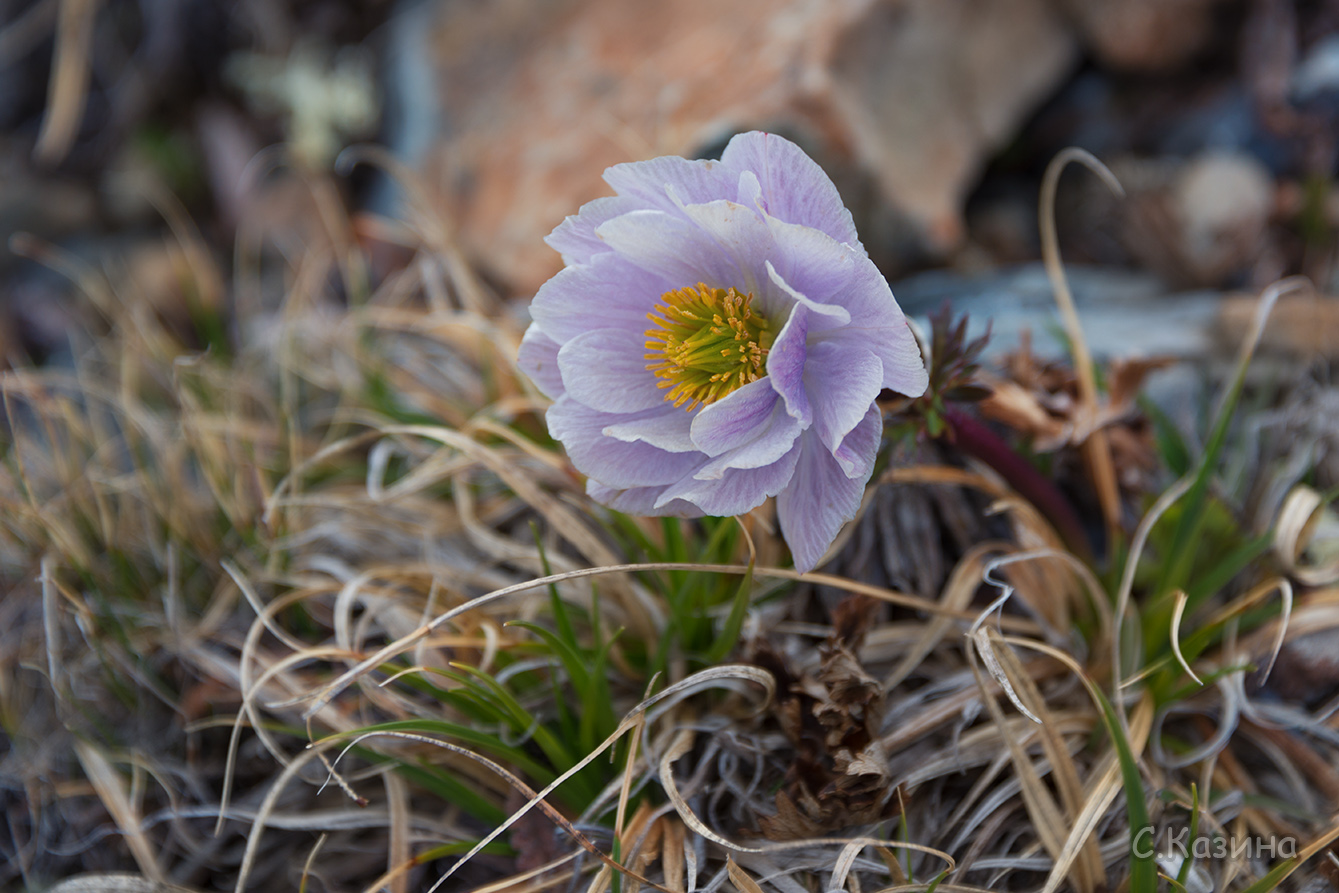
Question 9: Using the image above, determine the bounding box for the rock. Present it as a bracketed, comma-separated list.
[1292, 34, 1339, 105]
[1077, 151, 1277, 289]
[1059, 0, 1229, 73]
[1173, 150, 1276, 284]
[396, 0, 1079, 293]
[828, 0, 1078, 252]
[890, 262, 1214, 361]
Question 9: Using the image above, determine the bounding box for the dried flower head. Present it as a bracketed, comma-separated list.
[519, 132, 928, 571]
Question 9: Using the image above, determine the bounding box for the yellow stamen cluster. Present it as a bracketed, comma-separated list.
[644, 283, 773, 411]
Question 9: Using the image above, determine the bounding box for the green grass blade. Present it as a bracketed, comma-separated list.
[347, 719, 555, 783]
[507, 620, 591, 691]
[705, 561, 753, 664]
[1090, 686, 1157, 893]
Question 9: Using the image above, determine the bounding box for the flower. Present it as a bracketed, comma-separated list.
[518, 132, 928, 571]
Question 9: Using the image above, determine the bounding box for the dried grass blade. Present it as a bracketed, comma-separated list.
[1275, 486, 1339, 586]
[383, 772, 410, 893]
[294, 560, 994, 720]
[410, 664, 773, 892]
[996, 635, 1159, 893]
[1169, 590, 1202, 686]
[33, 0, 98, 163]
[725, 857, 766, 893]
[662, 819, 686, 893]
[1039, 147, 1125, 544]
[965, 631, 1074, 885]
[989, 632, 1103, 890]
[73, 742, 165, 883]
[885, 543, 1009, 691]
[1235, 818, 1339, 893]
[46, 874, 201, 893]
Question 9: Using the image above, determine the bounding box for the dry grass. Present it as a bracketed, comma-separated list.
[2, 160, 1338, 893]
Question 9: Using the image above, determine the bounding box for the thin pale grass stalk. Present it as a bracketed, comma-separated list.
[299, 833, 328, 893]
[726, 857, 766, 893]
[232, 739, 348, 893]
[1274, 485, 1339, 585]
[987, 632, 1162, 893]
[33, 0, 97, 163]
[986, 498, 1079, 637]
[1113, 475, 1195, 703]
[1169, 591, 1203, 686]
[884, 541, 1014, 691]
[963, 633, 1084, 889]
[40, 556, 67, 715]
[990, 634, 1105, 889]
[1039, 148, 1125, 546]
[383, 771, 411, 893]
[45, 875, 202, 893]
[335, 145, 494, 314]
[656, 725, 956, 877]
[471, 852, 584, 893]
[73, 741, 166, 883]
[1039, 701, 1156, 893]
[330, 664, 775, 893]
[218, 579, 366, 834]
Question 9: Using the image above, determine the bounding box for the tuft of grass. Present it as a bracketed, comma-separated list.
[3, 152, 1337, 893]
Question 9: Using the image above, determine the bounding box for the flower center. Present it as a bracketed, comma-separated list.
[644, 282, 774, 411]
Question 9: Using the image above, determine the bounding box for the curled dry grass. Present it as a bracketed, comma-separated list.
[2, 160, 1338, 893]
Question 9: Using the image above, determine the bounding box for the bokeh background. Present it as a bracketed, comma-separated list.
[2, 0, 1338, 363]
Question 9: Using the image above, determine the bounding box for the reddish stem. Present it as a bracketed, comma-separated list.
[942, 408, 1095, 564]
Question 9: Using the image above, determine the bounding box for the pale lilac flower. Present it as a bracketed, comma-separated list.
[518, 132, 928, 571]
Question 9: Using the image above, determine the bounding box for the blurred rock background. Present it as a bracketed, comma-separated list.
[1, 0, 1338, 362]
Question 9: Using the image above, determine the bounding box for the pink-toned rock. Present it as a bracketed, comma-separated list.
[411, 0, 1078, 293]
[1058, 0, 1229, 73]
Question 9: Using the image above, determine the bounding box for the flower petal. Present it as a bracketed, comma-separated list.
[832, 403, 883, 480]
[765, 218, 929, 397]
[763, 260, 850, 325]
[603, 406, 697, 453]
[517, 325, 565, 400]
[529, 251, 668, 345]
[689, 378, 779, 457]
[654, 439, 801, 516]
[692, 398, 803, 480]
[603, 155, 739, 212]
[545, 195, 641, 265]
[826, 321, 928, 398]
[804, 340, 883, 457]
[557, 329, 666, 413]
[720, 131, 862, 249]
[595, 210, 756, 291]
[766, 302, 812, 426]
[671, 197, 774, 295]
[548, 397, 703, 488]
[776, 428, 873, 573]
[587, 480, 701, 517]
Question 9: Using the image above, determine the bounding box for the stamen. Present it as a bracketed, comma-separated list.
[644, 283, 773, 411]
